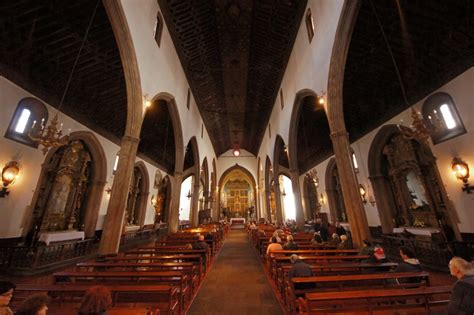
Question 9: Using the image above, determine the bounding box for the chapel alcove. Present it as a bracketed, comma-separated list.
[325, 157, 348, 224]
[368, 124, 460, 241]
[218, 165, 256, 221]
[124, 162, 149, 230]
[26, 132, 107, 243]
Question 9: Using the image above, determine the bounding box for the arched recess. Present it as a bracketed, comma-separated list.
[257, 157, 263, 219]
[272, 135, 289, 223]
[123, 161, 149, 228]
[325, 157, 348, 224]
[25, 131, 107, 241]
[183, 137, 200, 226]
[368, 124, 461, 240]
[201, 157, 210, 209]
[218, 164, 257, 220]
[264, 156, 274, 222]
[303, 174, 320, 220]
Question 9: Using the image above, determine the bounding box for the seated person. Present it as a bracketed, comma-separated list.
[394, 246, 422, 284]
[337, 234, 351, 249]
[311, 233, 323, 245]
[283, 235, 299, 250]
[266, 236, 283, 256]
[0, 281, 15, 315]
[358, 239, 374, 256]
[288, 254, 316, 294]
[78, 286, 112, 315]
[329, 233, 341, 246]
[269, 229, 283, 243]
[16, 294, 50, 315]
[192, 235, 210, 250]
[335, 221, 347, 236]
[447, 257, 474, 315]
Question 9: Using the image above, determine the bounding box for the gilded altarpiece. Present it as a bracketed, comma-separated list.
[31, 141, 92, 234]
[383, 134, 451, 231]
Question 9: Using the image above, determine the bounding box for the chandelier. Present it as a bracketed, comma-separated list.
[399, 108, 433, 144]
[29, 1, 100, 154]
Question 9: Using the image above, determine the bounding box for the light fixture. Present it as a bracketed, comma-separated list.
[232, 144, 240, 157]
[316, 91, 326, 106]
[28, 2, 100, 154]
[352, 153, 359, 173]
[186, 190, 192, 199]
[359, 184, 367, 204]
[113, 152, 120, 175]
[1, 161, 20, 198]
[452, 157, 474, 194]
[144, 94, 151, 108]
[281, 188, 286, 197]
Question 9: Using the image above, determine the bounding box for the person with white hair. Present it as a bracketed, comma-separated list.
[288, 254, 315, 293]
[446, 256, 474, 314]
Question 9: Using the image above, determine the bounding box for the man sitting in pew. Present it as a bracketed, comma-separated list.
[287, 254, 316, 295]
[394, 246, 423, 285]
[447, 256, 474, 314]
[192, 235, 209, 251]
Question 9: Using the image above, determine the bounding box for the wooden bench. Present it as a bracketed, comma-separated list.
[76, 261, 201, 292]
[13, 284, 178, 315]
[124, 249, 210, 270]
[53, 271, 189, 313]
[302, 285, 452, 314]
[288, 272, 430, 313]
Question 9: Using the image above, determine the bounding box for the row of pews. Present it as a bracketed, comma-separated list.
[11, 224, 227, 315]
[249, 225, 452, 315]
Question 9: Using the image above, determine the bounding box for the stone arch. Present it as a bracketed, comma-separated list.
[264, 155, 273, 222]
[151, 92, 185, 174]
[184, 136, 200, 226]
[218, 164, 257, 219]
[368, 124, 461, 240]
[26, 131, 107, 239]
[288, 89, 318, 171]
[132, 161, 150, 228]
[201, 157, 210, 208]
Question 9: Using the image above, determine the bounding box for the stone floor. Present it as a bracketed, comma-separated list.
[187, 229, 283, 315]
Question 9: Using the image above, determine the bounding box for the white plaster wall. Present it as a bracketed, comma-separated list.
[306, 68, 474, 233]
[0, 77, 165, 238]
[216, 150, 258, 185]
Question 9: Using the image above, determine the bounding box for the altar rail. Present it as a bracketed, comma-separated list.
[381, 235, 474, 270]
[0, 238, 94, 272]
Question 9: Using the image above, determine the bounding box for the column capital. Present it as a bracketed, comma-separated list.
[121, 135, 140, 143]
[330, 130, 349, 140]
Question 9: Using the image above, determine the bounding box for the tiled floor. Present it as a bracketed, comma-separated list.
[187, 229, 283, 315]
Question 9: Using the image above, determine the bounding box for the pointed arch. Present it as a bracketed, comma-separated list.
[132, 161, 150, 227]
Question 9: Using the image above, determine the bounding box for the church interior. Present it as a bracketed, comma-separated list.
[0, 0, 473, 314]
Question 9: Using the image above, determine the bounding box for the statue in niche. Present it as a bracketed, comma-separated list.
[33, 140, 92, 234]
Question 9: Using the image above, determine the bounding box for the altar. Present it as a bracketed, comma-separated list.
[230, 218, 246, 225]
[39, 230, 85, 245]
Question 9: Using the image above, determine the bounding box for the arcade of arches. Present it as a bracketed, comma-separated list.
[0, 0, 473, 314]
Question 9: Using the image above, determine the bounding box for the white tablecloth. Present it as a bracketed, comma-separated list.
[230, 218, 246, 225]
[39, 231, 85, 245]
[393, 227, 440, 236]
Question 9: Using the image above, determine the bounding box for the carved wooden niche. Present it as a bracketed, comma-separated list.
[34, 140, 92, 233]
[383, 134, 444, 229]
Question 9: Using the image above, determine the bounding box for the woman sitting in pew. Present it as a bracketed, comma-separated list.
[16, 294, 50, 315]
[78, 286, 112, 315]
[282, 235, 298, 250]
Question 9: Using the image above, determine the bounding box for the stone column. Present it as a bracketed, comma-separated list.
[203, 189, 210, 210]
[136, 191, 149, 228]
[99, 135, 140, 255]
[190, 183, 200, 227]
[329, 130, 369, 248]
[290, 169, 305, 230]
[273, 181, 284, 224]
[168, 172, 182, 233]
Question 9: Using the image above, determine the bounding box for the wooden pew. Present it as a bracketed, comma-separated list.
[287, 271, 430, 313]
[53, 271, 189, 313]
[76, 261, 201, 292]
[104, 254, 204, 275]
[276, 262, 398, 299]
[302, 285, 452, 314]
[13, 284, 178, 315]
[125, 249, 210, 270]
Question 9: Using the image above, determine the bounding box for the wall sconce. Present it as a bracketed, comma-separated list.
[452, 157, 474, 193]
[359, 184, 367, 204]
[186, 190, 192, 199]
[1, 161, 20, 198]
[316, 91, 326, 106]
[281, 188, 286, 197]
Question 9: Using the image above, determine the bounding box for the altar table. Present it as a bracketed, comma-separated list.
[230, 218, 246, 225]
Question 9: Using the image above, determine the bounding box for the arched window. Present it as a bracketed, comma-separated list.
[422, 92, 466, 144]
[154, 11, 164, 47]
[5, 97, 48, 148]
[305, 8, 315, 43]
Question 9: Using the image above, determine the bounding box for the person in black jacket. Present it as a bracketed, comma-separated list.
[288, 254, 315, 293]
[447, 257, 474, 315]
[394, 246, 423, 284]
